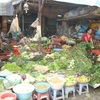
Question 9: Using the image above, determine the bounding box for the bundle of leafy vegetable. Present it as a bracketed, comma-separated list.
[46, 51, 73, 71]
[36, 59, 48, 65]
[2, 62, 21, 72]
[33, 72, 47, 82]
[77, 42, 94, 55]
[48, 58, 71, 71]
[21, 51, 30, 59]
[89, 63, 100, 85]
[44, 51, 72, 60]
[9, 54, 26, 67]
[70, 45, 92, 75]
[22, 61, 35, 70]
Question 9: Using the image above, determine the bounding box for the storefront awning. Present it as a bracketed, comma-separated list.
[54, 0, 100, 7]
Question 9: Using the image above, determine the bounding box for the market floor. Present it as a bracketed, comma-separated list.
[64, 86, 100, 100]
[42, 86, 100, 100]
[0, 86, 100, 100]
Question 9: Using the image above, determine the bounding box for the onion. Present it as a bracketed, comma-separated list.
[22, 74, 26, 80]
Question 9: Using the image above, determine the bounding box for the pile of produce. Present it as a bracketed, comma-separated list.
[89, 63, 100, 85]
[47, 51, 72, 71]
[1, 37, 99, 88]
[22, 61, 35, 70]
[21, 74, 35, 83]
[61, 36, 68, 41]
[65, 75, 77, 86]
[77, 75, 89, 83]
[77, 42, 94, 55]
[49, 76, 63, 83]
[34, 82, 50, 93]
[34, 73, 47, 82]
[70, 45, 92, 74]
[2, 62, 21, 72]
[9, 54, 26, 67]
[34, 65, 49, 73]
[35, 84, 48, 90]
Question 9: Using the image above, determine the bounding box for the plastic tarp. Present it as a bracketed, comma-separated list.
[0, 0, 23, 16]
[54, 0, 100, 7]
[0, 0, 23, 3]
[0, 3, 14, 16]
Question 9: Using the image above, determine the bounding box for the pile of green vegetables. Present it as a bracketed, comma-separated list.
[2, 62, 21, 72]
[89, 63, 100, 85]
[70, 45, 92, 75]
[2, 40, 99, 86]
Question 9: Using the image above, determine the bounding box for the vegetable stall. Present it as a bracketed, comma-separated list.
[0, 36, 99, 90]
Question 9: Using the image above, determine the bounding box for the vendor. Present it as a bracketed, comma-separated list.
[82, 28, 93, 44]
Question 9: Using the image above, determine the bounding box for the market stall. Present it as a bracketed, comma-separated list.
[0, 0, 100, 100]
[0, 34, 99, 99]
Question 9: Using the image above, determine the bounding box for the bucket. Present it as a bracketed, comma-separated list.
[0, 92, 17, 100]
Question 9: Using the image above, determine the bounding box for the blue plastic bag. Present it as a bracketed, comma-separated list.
[13, 32, 19, 37]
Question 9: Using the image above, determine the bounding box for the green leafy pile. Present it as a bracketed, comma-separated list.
[22, 61, 35, 70]
[46, 51, 72, 71]
[21, 51, 30, 59]
[2, 62, 21, 72]
[89, 63, 100, 85]
[77, 42, 94, 55]
[9, 54, 26, 67]
[70, 46, 92, 75]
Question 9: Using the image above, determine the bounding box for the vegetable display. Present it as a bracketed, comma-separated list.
[89, 63, 100, 85]
[48, 76, 64, 83]
[2, 62, 21, 72]
[70, 45, 92, 74]
[65, 75, 77, 86]
[35, 84, 48, 90]
[1, 39, 99, 87]
[77, 75, 89, 83]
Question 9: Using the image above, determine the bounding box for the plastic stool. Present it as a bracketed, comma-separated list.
[65, 85, 75, 98]
[76, 83, 89, 95]
[33, 91, 50, 100]
[49, 88, 65, 100]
